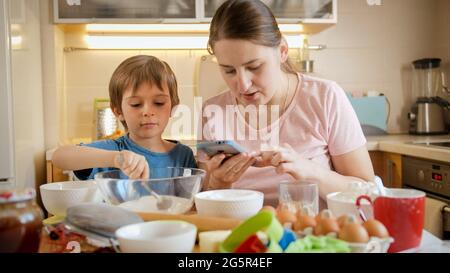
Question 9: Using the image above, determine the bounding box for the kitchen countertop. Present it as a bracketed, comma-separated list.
[366, 134, 450, 163]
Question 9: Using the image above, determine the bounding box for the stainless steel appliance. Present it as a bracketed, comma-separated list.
[408, 58, 448, 135]
[402, 156, 450, 239]
[92, 98, 120, 140]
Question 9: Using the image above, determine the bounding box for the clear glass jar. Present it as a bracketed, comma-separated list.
[0, 188, 44, 253]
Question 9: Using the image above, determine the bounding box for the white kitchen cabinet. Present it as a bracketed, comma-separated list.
[54, 0, 337, 26]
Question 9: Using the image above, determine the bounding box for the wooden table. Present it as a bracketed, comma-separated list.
[38, 213, 241, 253]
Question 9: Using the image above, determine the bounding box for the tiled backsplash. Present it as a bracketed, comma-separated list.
[60, 0, 450, 142]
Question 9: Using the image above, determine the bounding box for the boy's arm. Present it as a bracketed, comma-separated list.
[52, 145, 118, 171]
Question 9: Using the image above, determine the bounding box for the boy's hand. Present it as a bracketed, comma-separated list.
[114, 150, 150, 179]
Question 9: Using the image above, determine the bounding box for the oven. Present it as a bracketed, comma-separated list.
[402, 155, 450, 240]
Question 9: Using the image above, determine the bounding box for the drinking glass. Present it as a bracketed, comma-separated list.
[278, 182, 319, 215]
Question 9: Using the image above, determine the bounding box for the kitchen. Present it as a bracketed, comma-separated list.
[1, 0, 450, 255]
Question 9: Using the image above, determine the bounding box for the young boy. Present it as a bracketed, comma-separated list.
[52, 55, 197, 180]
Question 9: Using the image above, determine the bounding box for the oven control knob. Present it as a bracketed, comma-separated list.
[418, 170, 425, 183]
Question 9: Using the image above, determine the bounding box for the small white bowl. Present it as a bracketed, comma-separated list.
[115, 220, 197, 253]
[326, 192, 373, 219]
[195, 189, 264, 219]
[40, 180, 102, 216]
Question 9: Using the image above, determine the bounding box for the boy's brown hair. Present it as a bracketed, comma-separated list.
[109, 55, 179, 129]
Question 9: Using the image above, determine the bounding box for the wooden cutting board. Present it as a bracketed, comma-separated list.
[137, 212, 242, 232]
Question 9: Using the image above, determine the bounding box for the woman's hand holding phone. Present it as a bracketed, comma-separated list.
[199, 151, 258, 189]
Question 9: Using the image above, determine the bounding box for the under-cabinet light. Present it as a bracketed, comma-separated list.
[85, 34, 304, 49]
[86, 23, 303, 34]
[85, 35, 209, 49]
[279, 24, 304, 33]
[86, 24, 210, 33]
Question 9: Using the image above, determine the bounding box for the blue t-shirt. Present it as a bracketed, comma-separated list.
[73, 135, 197, 180]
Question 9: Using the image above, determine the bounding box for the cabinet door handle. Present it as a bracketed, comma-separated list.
[386, 159, 395, 187]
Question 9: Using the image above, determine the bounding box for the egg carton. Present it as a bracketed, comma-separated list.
[288, 225, 394, 253]
[347, 236, 394, 253]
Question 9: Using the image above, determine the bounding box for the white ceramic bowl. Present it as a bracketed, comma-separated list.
[115, 220, 197, 253]
[326, 192, 374, 219]
[194, 189, 264, 219]
[40, 180, 102, 216]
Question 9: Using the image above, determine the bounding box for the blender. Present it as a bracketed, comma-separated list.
[408, 58, 448, 135]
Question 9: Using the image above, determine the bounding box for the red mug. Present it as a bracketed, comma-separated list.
[356, 189, 425, 253]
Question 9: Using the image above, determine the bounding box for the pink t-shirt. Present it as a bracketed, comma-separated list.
[199, 73, 366, 206]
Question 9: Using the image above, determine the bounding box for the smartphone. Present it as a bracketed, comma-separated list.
[196, 140, 247, 158]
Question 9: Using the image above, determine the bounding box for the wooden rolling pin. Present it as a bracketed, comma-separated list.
[137, 212, 242, 231]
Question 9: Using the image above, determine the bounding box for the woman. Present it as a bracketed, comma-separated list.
[198, 0, 374, 207]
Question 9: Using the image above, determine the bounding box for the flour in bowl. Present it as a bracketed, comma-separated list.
[118, 195, 193, 214]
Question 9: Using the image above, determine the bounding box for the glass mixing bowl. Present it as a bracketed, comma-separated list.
[94, 167, 205, 214]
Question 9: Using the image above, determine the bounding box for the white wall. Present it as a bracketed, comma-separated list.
[40, 0, 66, 149]
[10, 0, 46, 189]
[435, 0, 450, 102]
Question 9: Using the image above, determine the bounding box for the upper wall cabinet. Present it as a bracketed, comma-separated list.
[54, 0, 337, 26]
[204, 0, 336, 23]
[54, 0, 198, 23]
